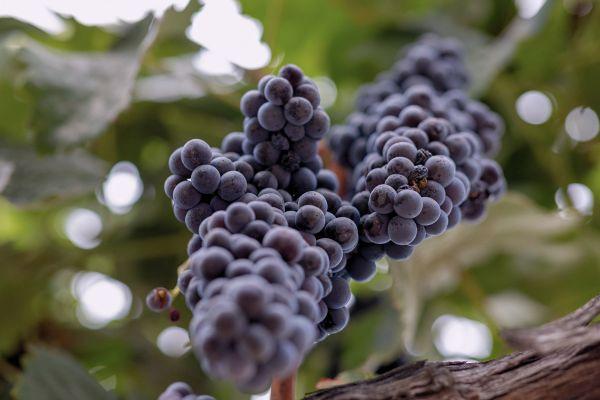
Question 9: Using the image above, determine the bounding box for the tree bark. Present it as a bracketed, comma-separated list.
[304, 295, 600, 400]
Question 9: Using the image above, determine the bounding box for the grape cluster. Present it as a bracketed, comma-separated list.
[180, 197, 358, 391]
[329, 35, 502, 161]
[158, 382, 215, 400]
[324, 35, 505, 280]
[355, 34, 469, 114]
[150, 42, 506, 395]
[164, 138, 251, 234]
[152, 65, 362, 394]
[328, 35, 505, 223]
[239, 65, 331, 196]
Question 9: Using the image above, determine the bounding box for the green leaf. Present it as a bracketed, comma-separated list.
[8, 16, 159, 148]
[16, 347, 116, 400]
[468, 0, 555, 96]
[0, 143, 107, 207]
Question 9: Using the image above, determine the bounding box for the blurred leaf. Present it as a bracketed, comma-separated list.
[0, 143, 107, 206]
[390, 192, 585, 349]
[468, 0, 555, 96]
[134, 55, 207, 103]
[5, 16, 159, 149]
[16, 347, 116, 400]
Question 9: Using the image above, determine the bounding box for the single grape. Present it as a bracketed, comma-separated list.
[425, 155, 455, 186]
[425, 210, 448, 236]
[191, 165, 221, 194]
[325, 217, 359, 252]
[295, 83, 320, 108]
[146, 287, 172, 312]
[358, 243, 385, 261]
[222, 132, 245, 154]
[284, 97, 314, 125]
[362, 212, 390, 244]
[169, 148, 191, 176]
[279, 64, 304, 86]
[211, 156, 235, 175]
[191, 247, 233, 280]
[244, 118, 270, 144]
[173, 181, 202, 210]
[365, 168, 388, 191]
[290, 167, 317, 194]
[320, 306, 349, 334]
[240, 324, 276, 362]
[181, 139, 212, 170]
[240, 90, 267, 117]
[345, 254, 377, 282]
[394, 189, 423, 218]
[388, 216, 418, 245]
[164, 175, 184, 199]
[295, 205, 326, 234]
[263, 227, 304, 263]
[415, 197, 441, 226]
[305, 109, 331, 140]
[369, 184, 396, 214]
[258, 103, 286, 131]
[185, 203, 212, 233]
[384, 243, 414, 260]
[420, 180, 446, 205]
[218, 171, 247, 201]
[323, 277, 351, 309]
[264, 77, 293, 106]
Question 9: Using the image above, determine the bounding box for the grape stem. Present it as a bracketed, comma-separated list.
[271, 371, 296, 400]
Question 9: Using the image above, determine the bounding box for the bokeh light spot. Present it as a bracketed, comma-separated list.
[555, 183, 594, 217]
[432, 315, 492, 359]
[71, 272, 132, 329]
[101, 161, 144, 214]
[64, 208, 103, 249]
[515, 90, 552, 125]
[565, 106, 599, 142]
[186, 0, 271, 70]
[157, 327, 191, 358]
[515, 0, 547, 19]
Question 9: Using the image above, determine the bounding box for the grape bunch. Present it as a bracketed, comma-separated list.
[158, 382, 215, 400]
[179, 197, 358, 391]
[239, 65, 331, 195]
[355, 34, 469, 114]
[329, 34, 502, 165]
[151, 65, 363, 394]
[149, 41, 506, 396]
[324, 36, 505, 279]
[328, 35, 505, 223]
[164, 138, 252, 234]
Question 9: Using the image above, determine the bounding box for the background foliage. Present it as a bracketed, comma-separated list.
[0, 1, 598, 399]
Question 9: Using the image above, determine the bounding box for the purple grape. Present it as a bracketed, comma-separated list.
[369, 184, 396, 214]
[169, 148, 191, 176]
[264, 77, 293, 106]
[324, 277, 351, 309]
[173, 181, 201, 210]
[191, 165, 220, 194]
[146, 287, 172, 312]
[241, 90, 267, 117]
[388, 216, 417, 245]
[284, 97, 314, 125]
[218, 171, 247, 201]
[181, 139, 212, 170]
[415, 197, 441, 226]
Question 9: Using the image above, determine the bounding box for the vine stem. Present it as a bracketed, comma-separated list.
[271, 371, 296, 400]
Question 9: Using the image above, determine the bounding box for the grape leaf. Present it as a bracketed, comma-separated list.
[0, 143, 107, 207]
[10, 15, 159, 148]
[16, 347, 116, 400]
[468, 0, 555, 96]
